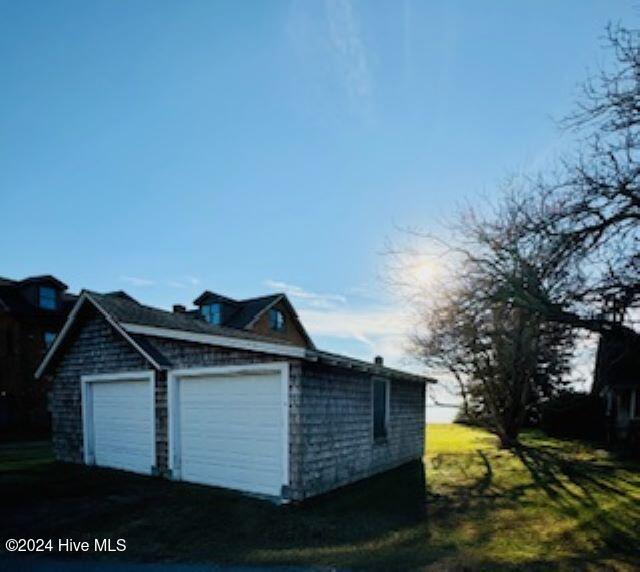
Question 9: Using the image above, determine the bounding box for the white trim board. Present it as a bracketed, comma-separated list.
[35, 292, 88, 379]
[35, 292, 163, 379]
[167, 362, 290, 500]
[122, 323, 307, 359]
[35, 292, 434, 386]
[81, 370, 156, 475]
[123, 324, 431, 384]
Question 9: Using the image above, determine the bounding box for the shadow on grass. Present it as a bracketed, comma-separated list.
[2, 450, 438, 568]
[514, 442, 640, 557]
[2, 436, 640, 570]
[423, 438, 640, 570]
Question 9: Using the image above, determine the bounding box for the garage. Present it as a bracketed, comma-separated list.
[169, 364, 288, 497]
[81, 372, 155, 475]
[39, 291, 429, 502]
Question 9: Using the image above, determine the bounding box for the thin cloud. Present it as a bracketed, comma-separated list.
[265, 278, 419, 368]
[300, 306, 404, 344]
[325, 0, 373, 121]
[264, 279, 346, 309]
[286, 0, 374, 123]
[300, 305, 416, 369]
[167, 276, 201, 289]
[120, 275, 155, 287]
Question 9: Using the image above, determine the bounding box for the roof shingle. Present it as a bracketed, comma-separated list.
[88, 291, 300, 347]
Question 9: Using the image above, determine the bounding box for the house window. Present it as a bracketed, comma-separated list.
[619, 390, 632, 419]
[269, 308, 285, 332]
[39, 286, 57, 310]
[43, 332, 56, 348]
[634, 389, 640, 419]
[605, 391, 614, 416]
[373, 379, 389, 441]
[201, 303, 221, 325]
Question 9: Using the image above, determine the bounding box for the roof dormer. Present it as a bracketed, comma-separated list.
[193, 291, 239, 326]
[18, 275, 68, 311]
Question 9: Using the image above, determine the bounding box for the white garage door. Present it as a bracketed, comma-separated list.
[175, 371, 285, 497]
[89, 378, 154, 475]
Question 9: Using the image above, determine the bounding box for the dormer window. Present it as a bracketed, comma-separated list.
[269, 308, 285, 332]
[39, 286, 57, 310]
[201, 303, 221, 325]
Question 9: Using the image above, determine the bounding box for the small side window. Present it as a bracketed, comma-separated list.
[269, 308, 286, 332]
[373, 379, 389, 441]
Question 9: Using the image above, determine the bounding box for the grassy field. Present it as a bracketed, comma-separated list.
[1, 425, 639, 570]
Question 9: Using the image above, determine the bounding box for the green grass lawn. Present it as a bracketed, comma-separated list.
[1, 425, 639, 570]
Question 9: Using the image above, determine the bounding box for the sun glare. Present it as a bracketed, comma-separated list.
[409, 259, 442, 286]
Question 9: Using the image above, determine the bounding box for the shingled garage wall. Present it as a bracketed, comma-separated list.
[288, 361, 425, 501]
[50, 314, 149, 464]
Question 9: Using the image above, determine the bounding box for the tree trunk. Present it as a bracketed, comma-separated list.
[497, 423, 520, 449]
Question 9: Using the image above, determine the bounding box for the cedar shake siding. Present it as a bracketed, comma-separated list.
[44, 292, 429, 501]
[288, 361, 425, 500]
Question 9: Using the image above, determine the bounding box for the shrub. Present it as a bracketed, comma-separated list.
[539, 391, 605, 441]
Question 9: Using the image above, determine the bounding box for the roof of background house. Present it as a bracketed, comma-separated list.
[192, 291, 289, 328]
[593, 328, 640, 392]
[191, 290, 314, 347]
[18, 275, 68, 290]
[193, 291, 239, 307]
[224, 294, 283, 328]
[0, 275, 76, 316]
[36, 290, 435, 385]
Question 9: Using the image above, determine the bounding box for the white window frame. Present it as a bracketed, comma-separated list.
[371, 377, 390, 443]
[80, 370, 156, 474]
[167, 362, 290, 492]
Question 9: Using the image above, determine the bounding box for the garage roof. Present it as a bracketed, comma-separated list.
[35, 290, 436, 385]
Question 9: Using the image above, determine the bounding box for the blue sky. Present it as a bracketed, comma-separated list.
[1, 1, 636, 420]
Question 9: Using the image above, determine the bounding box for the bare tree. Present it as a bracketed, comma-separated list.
[519, 25, 640, 332]
[440, 26, 640, 339]
[409, 24, 638, 444]
[411, 195, 575, 447]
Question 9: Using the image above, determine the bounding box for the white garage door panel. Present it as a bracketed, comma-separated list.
[92, 380, 152, 474]
[178, 372, 284, 496]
